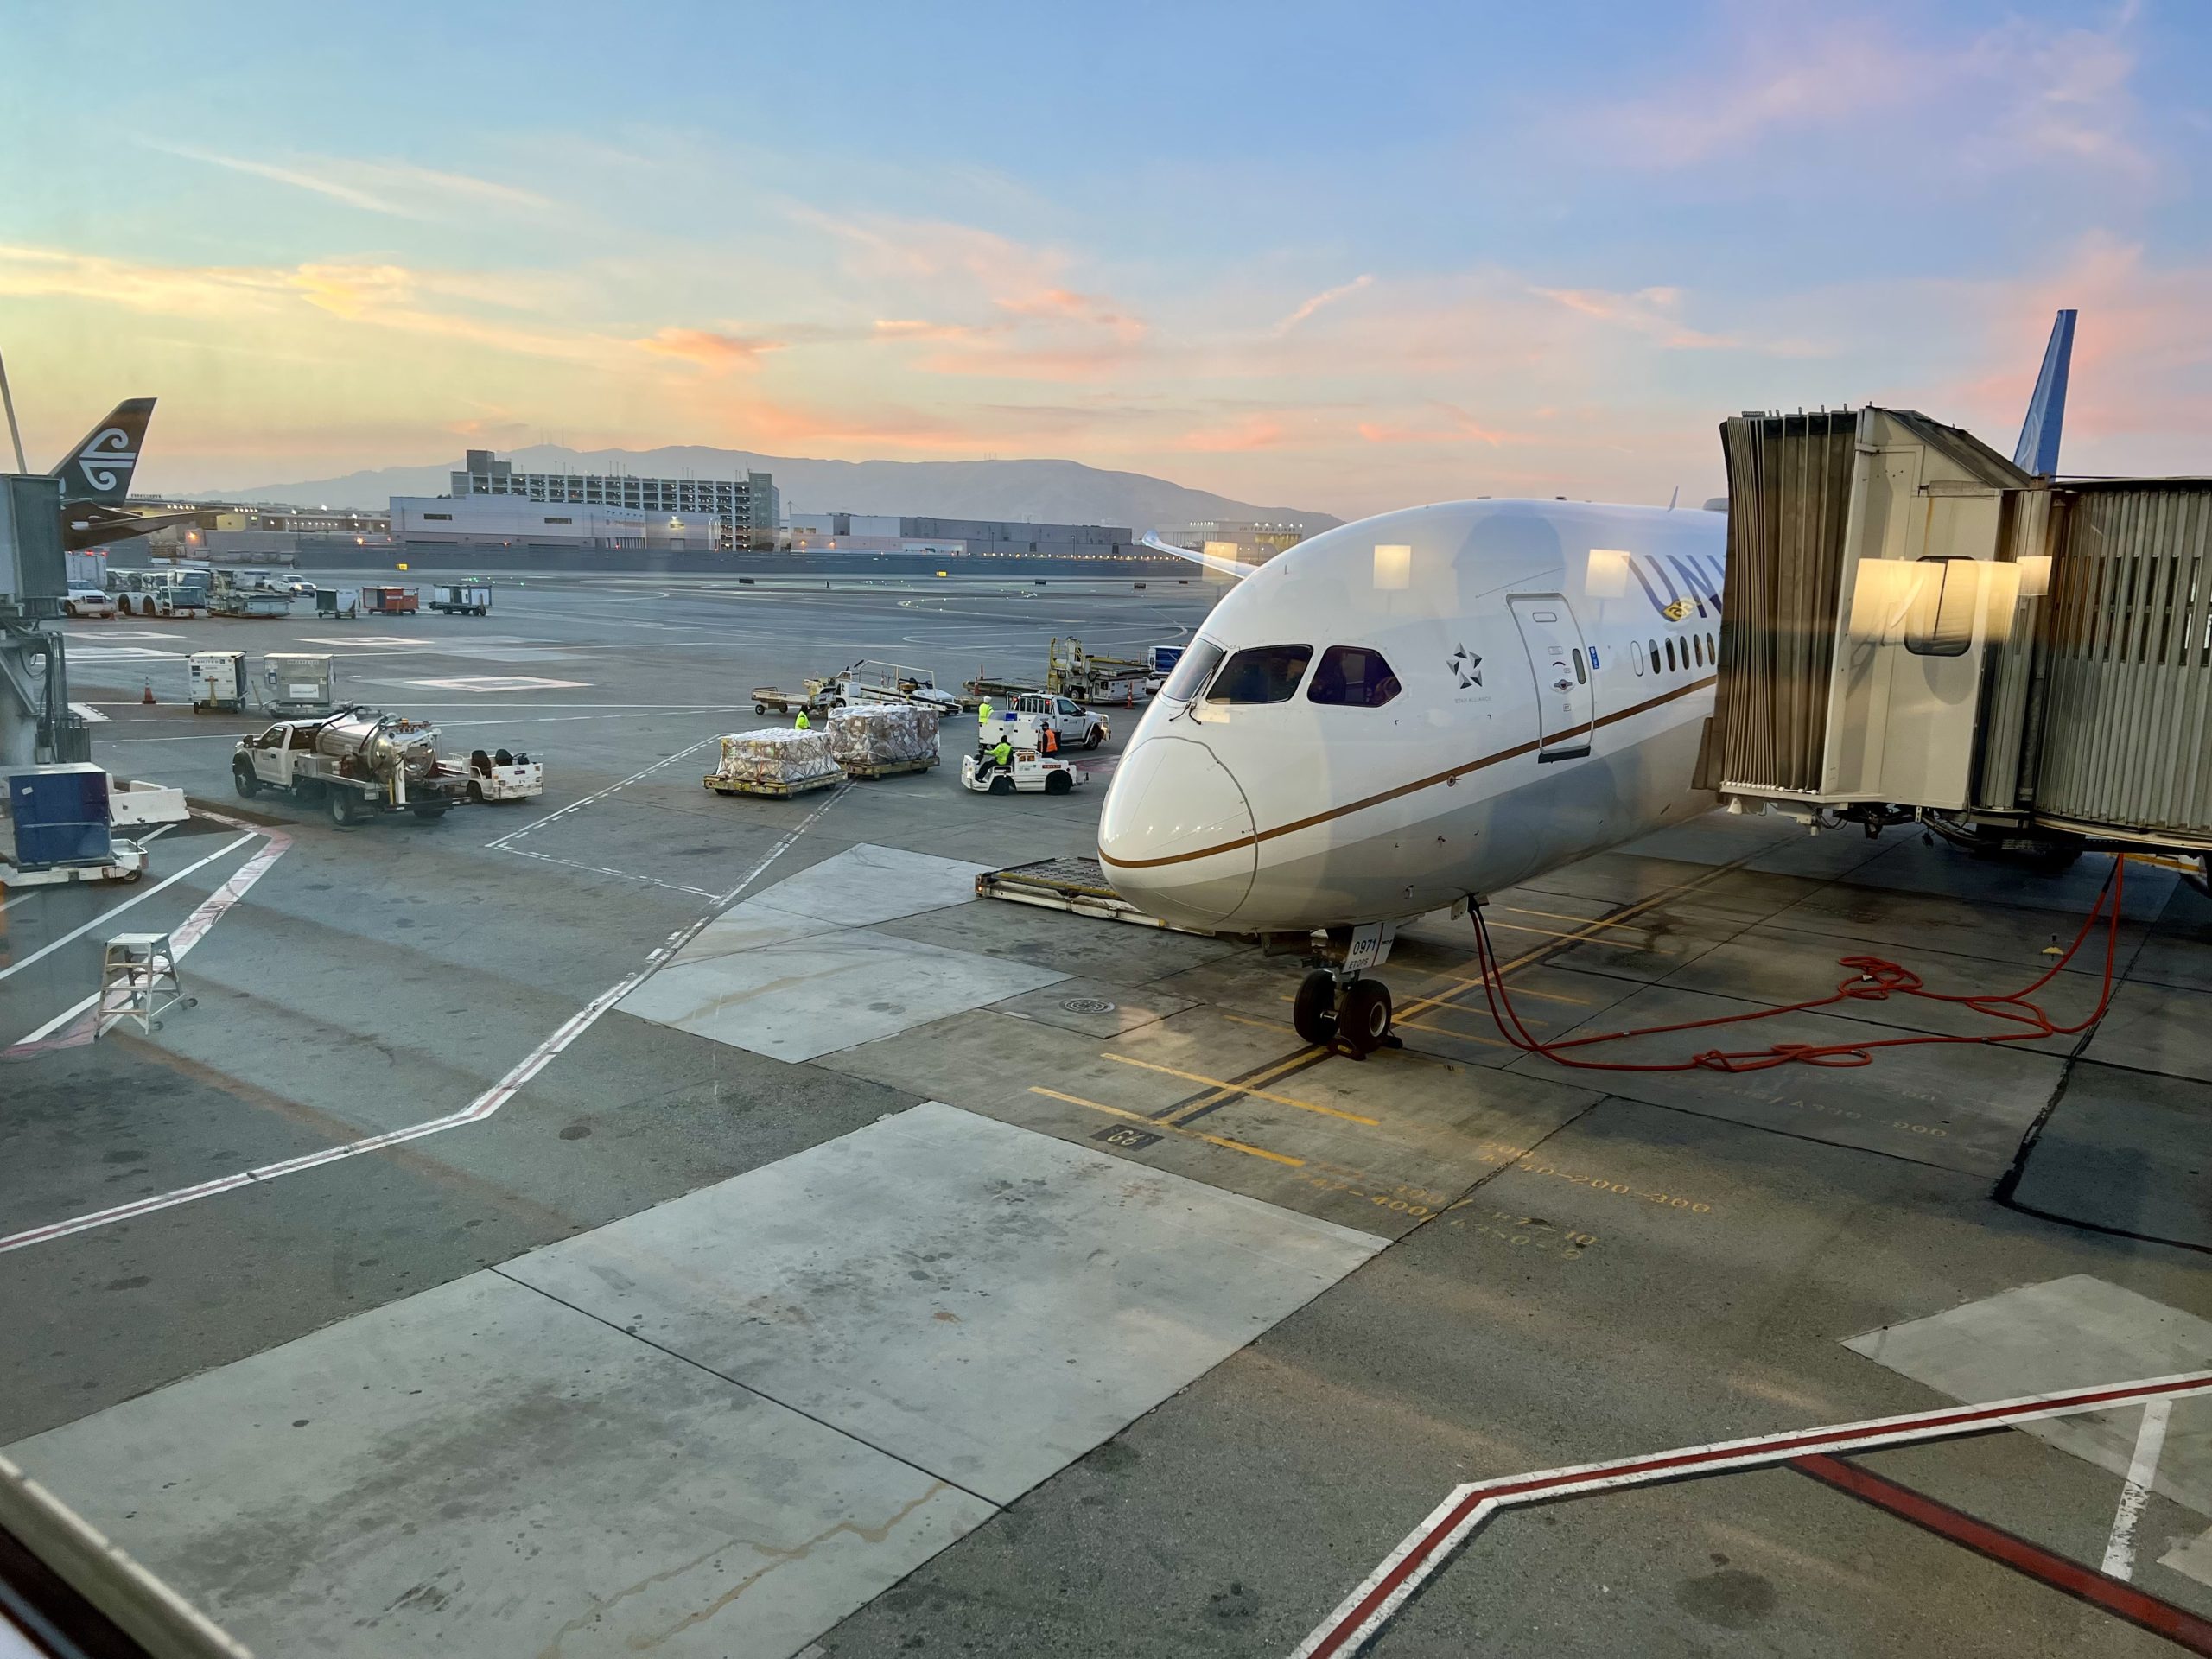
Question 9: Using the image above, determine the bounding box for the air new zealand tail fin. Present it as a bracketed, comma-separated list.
[50, 397, 156, 504]
[2012, 311, 2075, 477]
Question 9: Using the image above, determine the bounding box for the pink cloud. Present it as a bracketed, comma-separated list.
[1175, 415, 1294, 454]
[636, 327, 784, 371]
[1532, 285, 1735, 350]
[1357, 406, 1534, 447]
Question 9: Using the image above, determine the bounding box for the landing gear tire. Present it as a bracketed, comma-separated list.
[1338, 978, 1395, 1057]
[232, 762, 260, 798]
[1293, 970, 1338, 1047]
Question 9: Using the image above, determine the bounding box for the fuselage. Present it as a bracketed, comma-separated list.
[1097, 499, 1727, 932]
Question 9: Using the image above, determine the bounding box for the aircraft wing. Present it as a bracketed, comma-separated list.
[1139, 531, 1258, 581]
[62, 503, 211, 553]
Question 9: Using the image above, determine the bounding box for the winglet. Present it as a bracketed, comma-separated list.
[1140, 531, 1257, 581]
[2012, 310, 2075, 477]
[50, 397, 156, 504]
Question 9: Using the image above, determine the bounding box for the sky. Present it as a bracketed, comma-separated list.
[2, 0, 2207, 518]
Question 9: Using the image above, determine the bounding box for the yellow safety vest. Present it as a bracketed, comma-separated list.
[794, 711, 810, 729]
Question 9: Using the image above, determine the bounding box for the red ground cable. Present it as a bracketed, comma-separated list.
[1471, 857, 2127, 1073]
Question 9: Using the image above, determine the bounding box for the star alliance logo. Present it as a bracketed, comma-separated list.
[1447, 644, 1483, 689]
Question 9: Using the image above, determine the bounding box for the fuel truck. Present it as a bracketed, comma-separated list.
[231, 706, 471, 825]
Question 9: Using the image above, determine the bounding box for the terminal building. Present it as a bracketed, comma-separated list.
[403, 449, 779, 550]
[1173, 518, 1314, 563]
[387, 496, 721, 551]
[787, 512, 1139, 559]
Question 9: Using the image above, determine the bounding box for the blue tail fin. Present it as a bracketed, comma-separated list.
[2012, 310, 2075, 476]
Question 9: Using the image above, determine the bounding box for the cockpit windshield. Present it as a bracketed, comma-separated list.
[1160, 637, 1226, 701]
[1205, 644, 1313, 704]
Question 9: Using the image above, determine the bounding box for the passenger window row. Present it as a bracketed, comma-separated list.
[1183, 643, 1403, 708]
[1632, 632, 1719, 677]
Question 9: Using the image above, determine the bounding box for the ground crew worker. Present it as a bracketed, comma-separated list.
[794, 709, 810, 730]
[976, 698, 994, 753]
[1041, 724, 1059, 756]
[983, 735, 1014, 781]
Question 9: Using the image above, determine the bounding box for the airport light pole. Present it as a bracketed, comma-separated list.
[0, 345, 26, 471]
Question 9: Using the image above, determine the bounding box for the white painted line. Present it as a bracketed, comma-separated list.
[505, 846, 719, 899]
[406, 676, 588, 692]
[0, 835, 253, 985]
[67, 702, 109, 723]
[0, 785, 846, 1254]
[1293, 1371, 2212, 1659]
[10, 814, 292, 1052]
[485, 736, 717, 849]
[2101, 1397, 2173, 1580]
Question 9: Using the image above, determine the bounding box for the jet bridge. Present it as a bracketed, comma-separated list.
[1702, 406, 2212, 875]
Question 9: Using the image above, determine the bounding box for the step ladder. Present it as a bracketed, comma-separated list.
[96, 931, 196, 1038]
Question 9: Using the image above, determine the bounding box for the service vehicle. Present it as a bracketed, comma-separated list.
[959, 747, 1086, 795]
[283, 577, 318, 597]
[361, 586, 419, 615]
[107, 569, 207, 618]
[188, 651, 247, 712]
[752, 658, 965, 717]
[985, 693, 1109, 751]
[209, 569, 292, 618]
[62, 585, 116, 619]
[231, 707, 467, 824]
[451, 747, 543, 803]
[429, 582, 492, 616]
[1046, 636, 1153, 702]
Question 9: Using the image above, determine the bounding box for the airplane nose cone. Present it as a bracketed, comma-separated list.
[1098, 735, 1256, 927]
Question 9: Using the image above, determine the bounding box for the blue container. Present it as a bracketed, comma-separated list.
[8, 762, 112, 869]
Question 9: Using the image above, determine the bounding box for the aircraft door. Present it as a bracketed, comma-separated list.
[1509, 594, 1595, 761]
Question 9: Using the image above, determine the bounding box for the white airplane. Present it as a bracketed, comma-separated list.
[1098, 317, 2076, 1056]
[1098, 501, 1726, 1052]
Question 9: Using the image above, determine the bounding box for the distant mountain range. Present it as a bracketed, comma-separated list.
[207, 443, 1341, 534]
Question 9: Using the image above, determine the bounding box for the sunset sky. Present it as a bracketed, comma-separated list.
[3, 0, 2205, 518]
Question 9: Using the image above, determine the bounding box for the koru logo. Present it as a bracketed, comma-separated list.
[1446, 644, 1484, 689]
[77, 427, 138, 493]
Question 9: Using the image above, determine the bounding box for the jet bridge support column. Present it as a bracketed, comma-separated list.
[1, 473, 74, 769]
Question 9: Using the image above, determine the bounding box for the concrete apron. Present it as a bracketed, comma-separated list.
[6, 1103, 1380, 1658]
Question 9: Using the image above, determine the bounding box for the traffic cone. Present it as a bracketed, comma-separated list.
[142, 679, 156, 705]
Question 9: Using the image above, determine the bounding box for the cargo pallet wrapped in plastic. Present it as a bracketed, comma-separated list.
[829, 703, 940, 778]
[704, 728, 842, 798]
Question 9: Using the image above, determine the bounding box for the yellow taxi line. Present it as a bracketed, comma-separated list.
[1397, 858, 1745, 1023]
[1104, 1052, 1381, 1125]
[1027, 1086, 1306, 1168]
[1498, 905, 1654, 934]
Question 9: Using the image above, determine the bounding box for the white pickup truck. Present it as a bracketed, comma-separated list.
[232, 709, 470, 825]
[986, 693, 1109, 752]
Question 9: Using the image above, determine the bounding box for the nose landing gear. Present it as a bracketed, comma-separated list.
[1293, 968, 1398, 1058]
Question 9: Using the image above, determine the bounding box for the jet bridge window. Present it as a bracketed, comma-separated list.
[1307, 645, 1402, 709]
[1160, 638, 1226, 701]
[1207, 644, 1313, 704]
[1904, 557, 1978, 658]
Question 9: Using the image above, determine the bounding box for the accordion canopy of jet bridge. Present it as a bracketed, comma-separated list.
[1703, 406, 2212, 862]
